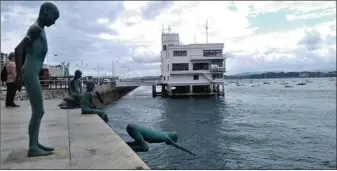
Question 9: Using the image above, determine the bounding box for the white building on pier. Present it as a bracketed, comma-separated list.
[160, 30, 226, 96]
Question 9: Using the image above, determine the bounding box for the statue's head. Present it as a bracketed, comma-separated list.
[39, 2, 59, 27]
[167, 132, 178, 142]
[74, 70, 82, 79]
[86, 81, 95, 92]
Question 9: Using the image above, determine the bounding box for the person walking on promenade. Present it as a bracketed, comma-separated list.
[5, 52, 19, 107]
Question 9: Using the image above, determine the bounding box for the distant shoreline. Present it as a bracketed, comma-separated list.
[225, 71, 336, 79]
[224, 76, 336, 80]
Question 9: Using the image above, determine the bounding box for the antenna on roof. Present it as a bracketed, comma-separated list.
[167, 25, 171, 33]
[194, 34, 196, 44]
[162, 24, 164, 33]
[205, 19, 208, 44]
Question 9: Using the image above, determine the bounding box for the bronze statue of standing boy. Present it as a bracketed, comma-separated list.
[14, 2, 59, 157]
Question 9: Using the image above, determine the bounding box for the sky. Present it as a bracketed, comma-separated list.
[1, 1, 336, 76]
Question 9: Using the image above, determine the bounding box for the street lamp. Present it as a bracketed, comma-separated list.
[45, 54, 57, 68]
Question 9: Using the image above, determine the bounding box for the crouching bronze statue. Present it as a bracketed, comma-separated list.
[126, 124, 195, 156]
[80, 82, 108, 122]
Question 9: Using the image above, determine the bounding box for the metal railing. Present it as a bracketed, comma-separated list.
[1, 76, 117, 91]
[210, 65, 226, 72]
[39, 76, 73, 90]
[0, 76, 72, 91]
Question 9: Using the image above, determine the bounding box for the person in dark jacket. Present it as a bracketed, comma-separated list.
[5, 52, 19, 107]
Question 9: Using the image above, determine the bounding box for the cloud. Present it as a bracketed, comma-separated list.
[141, 1, 173, 20]
[1, 1, 336, 77]
[298, 29, 323, 51]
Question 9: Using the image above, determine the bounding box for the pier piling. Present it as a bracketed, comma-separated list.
[152, 85, 157, 97]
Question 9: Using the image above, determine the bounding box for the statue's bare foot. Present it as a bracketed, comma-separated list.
[98, 114, 109, 122]
[103, 115, 109, 122]
[38, 143, 54, 151]
[28, 148, 53, 157]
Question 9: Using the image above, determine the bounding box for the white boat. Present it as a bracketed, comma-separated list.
[280, 81, 288, 85]
[251, 84, 261, 87]
[296, 82, 306, 85]
[263, 73, 270, 84]
[236, 82, 243, 86]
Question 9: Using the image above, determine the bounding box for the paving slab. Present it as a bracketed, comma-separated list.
[1, 99, 149, 169]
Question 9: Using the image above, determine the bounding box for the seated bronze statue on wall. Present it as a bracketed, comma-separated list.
[80, 81, 108, 122]
[59, 70, 83, 109]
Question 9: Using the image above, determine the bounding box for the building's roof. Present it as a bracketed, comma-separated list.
[167, 43, 224, 49]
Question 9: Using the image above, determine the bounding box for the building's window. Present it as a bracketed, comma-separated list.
[168, 44, 175, 46]
[168, 76, 169, 80]
[173, 50, 187, 57]
[164, 76, 166, 80]
[172, 63, 189, 71]
[163, 45, 167, 51]
[193, 75, 199, 80]
[193, 63, 209, 70]
[203, 50, 222, 57]
[167, 64, 169, 71]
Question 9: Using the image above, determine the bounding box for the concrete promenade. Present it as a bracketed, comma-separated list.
[1, 99, 149, 169]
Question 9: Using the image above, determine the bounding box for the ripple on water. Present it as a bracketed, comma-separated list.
[106, 78, 336, 169]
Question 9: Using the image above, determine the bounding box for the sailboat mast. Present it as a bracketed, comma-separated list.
[205, 20, 208, 44]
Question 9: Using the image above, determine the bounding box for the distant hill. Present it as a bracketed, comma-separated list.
[230, 71, 282, 76]
[230, 69, 335, 76]
[230, 72, 263, 76]
[225, 71, 336, 79]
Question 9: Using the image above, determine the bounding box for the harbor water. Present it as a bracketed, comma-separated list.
[106, 77, 336, 169]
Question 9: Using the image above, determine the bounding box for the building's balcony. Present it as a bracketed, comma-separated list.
[210, 65, 226, 72]
[212, 78, 225, 83]
[170, 70, 211, 75]
[189, 54, 226, 61]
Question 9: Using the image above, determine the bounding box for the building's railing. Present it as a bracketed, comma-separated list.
[40, 76, 73, 90]
[189, 54, 226, 60]
[116, 79, 158, 87]
[210, 65, 226, 72]
[1, 76, 117, 91]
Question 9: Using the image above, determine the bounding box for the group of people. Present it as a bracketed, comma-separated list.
[4, 1, 190, 158]
[1, 53, 189, 154]
[1, 52, 20, 107]
[60, 71, 196, 155]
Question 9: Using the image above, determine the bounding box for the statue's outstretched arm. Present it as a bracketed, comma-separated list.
[14, 25, 42, 79]
[80, 82, 83, 94]
[166, 138, 195, 156]
[89, 93, 97, 108]
[68, 80, 73, 95]
[95, 91, 104, 104]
